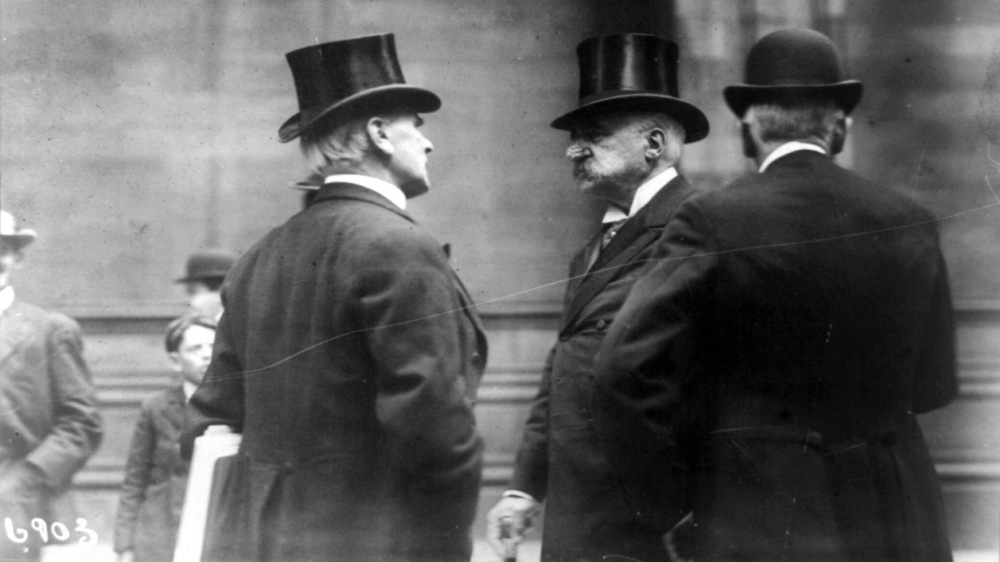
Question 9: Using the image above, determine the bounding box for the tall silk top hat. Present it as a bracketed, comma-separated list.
[0, 210, 37, 249]
[278, 33, 441, 142]
[551, 33, 709, 143]
[723, 28, 863, 117]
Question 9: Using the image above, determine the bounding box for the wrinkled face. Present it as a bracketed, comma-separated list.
[384, 113, 434, 198]
[0, 240, 23, 291]
[170, 324, 216, 385]
[566, 114, 650, 207]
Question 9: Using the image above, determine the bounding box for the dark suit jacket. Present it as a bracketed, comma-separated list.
[115, 385, 187, 562]
[595, 151, 957, 561]
[510, 175, 699, 562]
[183, 182, 487, 562]
[0, 299, 103, 559]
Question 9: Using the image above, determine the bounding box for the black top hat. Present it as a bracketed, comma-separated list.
[551, 33, 709, 143]
[277, 34, 441, 143]
[724, 28, 863, 117]
[175, 249, 237, 283]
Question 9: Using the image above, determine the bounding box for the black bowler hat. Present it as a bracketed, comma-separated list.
[277, 34, 441, 143]
[724, 28, 863, 117]
[175, 249, 237, 283]
[551, 33, 709, 143]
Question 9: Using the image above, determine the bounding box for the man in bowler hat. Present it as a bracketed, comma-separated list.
[175, 248, 236, 319]
[595, 28, 956, 560]
[182, 34, 487, 562]
[0, 209, 103, 562]
[486, 33, 709, 562]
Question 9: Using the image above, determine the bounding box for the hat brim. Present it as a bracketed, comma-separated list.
[0, 231, 37, 249]
[278, 85, 441, 143]
[550, 93, 710, 144]
[723, 81, 863, 117]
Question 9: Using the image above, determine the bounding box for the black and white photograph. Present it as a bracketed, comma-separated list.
[2, 1, 999, 561]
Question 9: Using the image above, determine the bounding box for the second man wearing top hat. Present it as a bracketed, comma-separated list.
[182, 33, 488, 562]
[486, 33, 709, 562]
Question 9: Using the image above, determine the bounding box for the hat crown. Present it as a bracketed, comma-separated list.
[577, 33, 679, 103]
[286, 34, 406, 117]
[0, 209, 37, 245]
[0, 211, 16, 235]
[181, 250, 236, 281]
[743, 28, 845, 87]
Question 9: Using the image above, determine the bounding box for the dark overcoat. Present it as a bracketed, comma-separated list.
[510, 175, 699, 562]
[183, 183, 488, 562]
[115, 385, 187, 562]
[0, 299, 103, 560]
[595, 151, 957, 561]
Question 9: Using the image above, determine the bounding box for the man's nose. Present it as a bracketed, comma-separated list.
[424, 136, 434, 154]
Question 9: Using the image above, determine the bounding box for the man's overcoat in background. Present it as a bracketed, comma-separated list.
[0, 299, 103, 558]
[511, 176, 699, 562]
[596, 150, 957, 561]
[184, 183, 488, 562]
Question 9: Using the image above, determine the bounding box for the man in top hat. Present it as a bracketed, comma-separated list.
[485, 33, 709, 562]
[0, 209, 103, 562]
[182, 33, 487, 562]
[175, 248, 237, 319]
[595, 28, 956, 560]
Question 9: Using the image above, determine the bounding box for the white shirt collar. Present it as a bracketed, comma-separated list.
[0, 286, 14, 315]
[183, 381, 198, 402]
[758, 141, 827, 173]
[600, 167, 679, 224]
[323, 174, 407, 210]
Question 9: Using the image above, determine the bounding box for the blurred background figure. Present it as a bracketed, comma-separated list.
[0, 209, 103, 562]
[174, 249, 236, 319]
[113, 315, 217, 562]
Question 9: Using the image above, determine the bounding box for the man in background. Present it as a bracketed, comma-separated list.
[174, 249, 236, 319]
[0, 209, 103, 561]
[595, 28, 956, 561]
[183, 33, 487, 562]
[486, 33, 709, 562]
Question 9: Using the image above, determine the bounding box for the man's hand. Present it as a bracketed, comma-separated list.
[486, 495, 541, 557]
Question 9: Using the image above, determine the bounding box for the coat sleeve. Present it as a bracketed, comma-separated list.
[354, 226, 482, 558]
[25, 316, 103, 490]
[114, 401, 156, 553]
[912, 249, 959, 413]
[593, 198, 715, 531]
[508, 344, 555, 500]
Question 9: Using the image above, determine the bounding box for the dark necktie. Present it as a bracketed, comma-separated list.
[586, 218, 628, 271]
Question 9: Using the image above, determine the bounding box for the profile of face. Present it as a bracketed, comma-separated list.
[0, 240, 23, 291]
[381, 113, 434, 198]
[170, 324, 216, 385]
[566, 114, 651, 208]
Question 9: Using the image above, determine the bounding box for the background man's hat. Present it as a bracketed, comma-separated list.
[175, 249, 237, 283]
[723, 28, 863, 117]
[278, 33, 441, 143]
[551, 33, 709, 143]
[0, 210, 37, 249]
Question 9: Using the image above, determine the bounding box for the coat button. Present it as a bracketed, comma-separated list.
[596, 319, 607, 330]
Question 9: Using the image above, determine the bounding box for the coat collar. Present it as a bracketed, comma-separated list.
[561, 174, 696, 335]
[311, 182, 417, 224]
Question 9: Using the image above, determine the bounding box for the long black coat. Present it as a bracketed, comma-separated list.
[510, 175, 699, 562]
[184, 182, 488, 562]
[595, 151, 957, 561]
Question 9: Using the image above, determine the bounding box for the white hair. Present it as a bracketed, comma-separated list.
[300, 116, 374, 177]
[743, 102, 844, 148]
[620, 112, 685, 164]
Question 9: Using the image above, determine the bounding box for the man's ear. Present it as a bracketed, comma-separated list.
[829, 116, 849, 156]
[740, 122, 758, 159]
[645, 129, 666, 161]
[168, 352, 182, 372]
[366, 117, 395, 156]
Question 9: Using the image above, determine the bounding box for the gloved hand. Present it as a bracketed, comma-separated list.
[485, 494, 541, 558]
